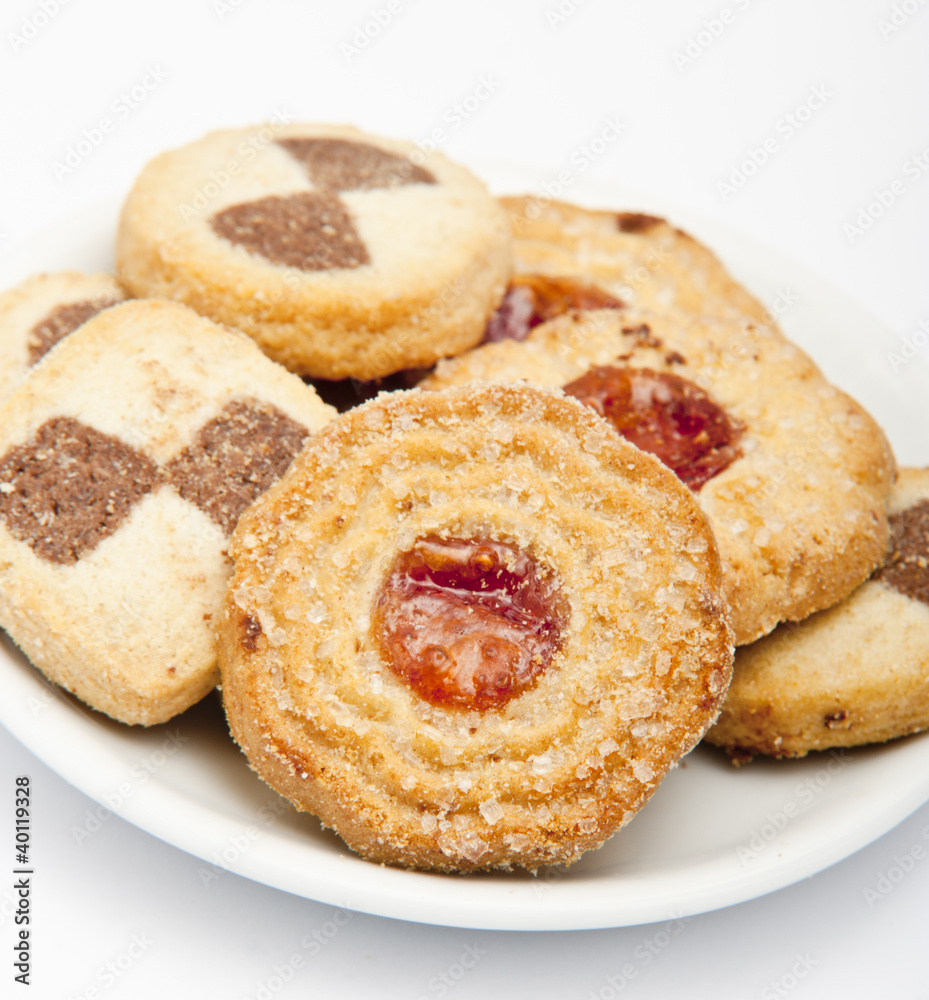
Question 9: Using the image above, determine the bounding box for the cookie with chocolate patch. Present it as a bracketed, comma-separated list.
[116, 123, 512, 380]
[0, 298, 334, 725]
[218, 383, 734, 872]
[706, 468, 929, 759]
[0, 271, 128, 405]
[421, 306, 895, 645]
[496, 196, 768, 328]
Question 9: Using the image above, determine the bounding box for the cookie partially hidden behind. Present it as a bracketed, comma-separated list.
[422, 307, 895, 645]
[117, 123, 513, 380]
[706, 468, 929, 759]
[0, 299, 335, 725]
[0, 271, 128, 405]
[219, 383, 734, 872]
[499, 196, 770, 324]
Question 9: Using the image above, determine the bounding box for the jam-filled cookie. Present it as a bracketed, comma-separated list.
[116, 123, 512, 380]
[219, 383, 734, 872]
[493, 195, 769, 333]
[0, 271, 128, 404]
[421, 307, 895, 645]
[0, 299, 334, 725]
[707, 468, 929, 759]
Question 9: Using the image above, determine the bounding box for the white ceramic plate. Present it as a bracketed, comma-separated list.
[1, 173, 928, 931]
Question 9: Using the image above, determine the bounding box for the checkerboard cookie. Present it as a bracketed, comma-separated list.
[0, 271, 128, 404]
[421, 306, 895, 644]
[707, 468, 929, 759]
[117, 123, 512, 380]
[219, 383, 734, 872]
[0, 298, 334, 725]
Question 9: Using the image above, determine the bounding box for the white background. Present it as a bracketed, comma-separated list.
[2, 0, 929, 996]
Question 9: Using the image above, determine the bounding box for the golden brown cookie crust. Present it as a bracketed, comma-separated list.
[219, 383, 734, 872]
[706, 468, 929, 759]
[421, 307, 895, 644]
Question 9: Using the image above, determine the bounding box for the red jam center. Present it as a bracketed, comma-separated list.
[375, 536, 564, 710]
[563, 365, 742, 490]
[484, 274, 623, 343]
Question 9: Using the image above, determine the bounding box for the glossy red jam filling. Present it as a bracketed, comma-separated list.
[563, 365, 742, 490]
[375, 536, 565, 710]
[484, 274, 623, 343]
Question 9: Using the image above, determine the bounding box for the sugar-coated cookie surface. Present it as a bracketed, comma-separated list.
[707, 468, 929, 759]
[498, 196, 770, 324]
[219, 383, 734, 872]
[422, 307, 895, 645]
[117, 123, 513, 380]
[0, 299, 335, 725]
[0, 271, 128, 405]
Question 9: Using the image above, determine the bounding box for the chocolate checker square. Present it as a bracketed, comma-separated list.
[873, 499, 929, 606]
[0, 416, 160, 565]
[166, 399, 310, 536]
[28, 295, 123, 365]
[276, 137, 435, 191]
[0, 298, 335, 726]
[0, 271, 127, 407]
[210, 192, 370, 272]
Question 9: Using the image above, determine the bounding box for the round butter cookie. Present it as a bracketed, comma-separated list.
[219, 383, 734, 872]
[117, 123, 512, 380]
[496, 195, 770, 329]
[0, 271, 128, 404]
[0, 298, 334, 725]
[707, 468, 929, 759]
[421, 307, 895, 645]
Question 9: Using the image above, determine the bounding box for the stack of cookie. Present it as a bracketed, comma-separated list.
[0, 121, 923, 874]
[448, 196, 922, 765]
